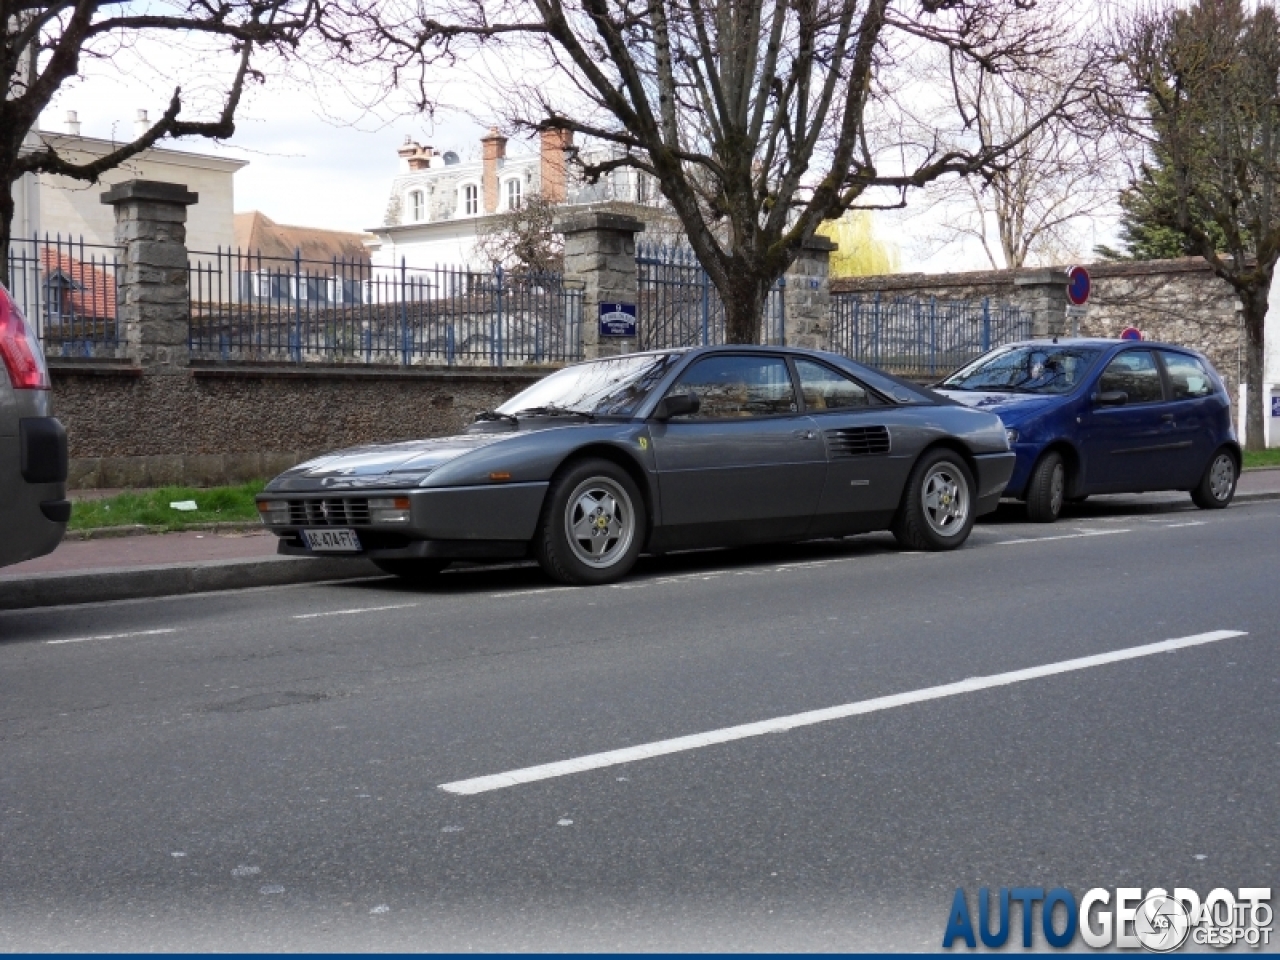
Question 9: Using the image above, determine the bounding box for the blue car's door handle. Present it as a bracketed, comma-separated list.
[1161, 413, 1176, 422]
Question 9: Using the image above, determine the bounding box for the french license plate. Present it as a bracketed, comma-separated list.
[302, 528, 362, 553]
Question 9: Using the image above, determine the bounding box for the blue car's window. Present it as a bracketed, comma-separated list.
[794, 359, 876, 410]
[1098, 350, 1165, 403]
[1159, 351, 1214, 399]
[667, 355, 797, 419]
[498, 352, 683, 417]
[940, 345, 1103, 395]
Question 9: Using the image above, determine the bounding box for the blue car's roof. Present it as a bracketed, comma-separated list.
[1000, 337, 1200, 353]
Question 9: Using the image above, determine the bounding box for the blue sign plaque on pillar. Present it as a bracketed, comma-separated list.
[598, 302, 637, 338]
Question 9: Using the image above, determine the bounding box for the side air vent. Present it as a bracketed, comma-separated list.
[825, 425, 891, 458]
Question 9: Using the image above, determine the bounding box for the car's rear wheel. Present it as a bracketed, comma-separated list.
[535, 458, 646, 585]
[1191, 448, 1237, 509]
[371, 558, 449, 581]
[1025, 450, 1066, 523]
[892, 448, 976, 551]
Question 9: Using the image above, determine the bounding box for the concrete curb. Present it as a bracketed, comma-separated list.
[0, 555, 383, 611]
[2, 490, 1277, 612]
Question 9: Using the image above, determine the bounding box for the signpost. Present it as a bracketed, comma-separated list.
[1065, 266, 1091, 337]
[598, 302, 637, 338]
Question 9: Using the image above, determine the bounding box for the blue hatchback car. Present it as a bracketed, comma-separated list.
[935, 339, 1241, 522]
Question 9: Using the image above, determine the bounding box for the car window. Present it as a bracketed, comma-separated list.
[793, 359, 876, 411]
[1159, 351, 1214, 400]
[667, 355, 797, 419]
[1098, 350, 1164, 404]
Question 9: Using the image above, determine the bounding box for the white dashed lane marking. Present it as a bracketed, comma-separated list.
[439, 629, 1248, 795]
[997, 529, 1132, 546]
[293, 603, 421, 620]
[47, 628, 179, 645]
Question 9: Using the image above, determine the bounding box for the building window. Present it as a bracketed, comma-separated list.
[409, 190, 425, 222]
[506, 178, 522, 210]
[464, 183, 479, 216]
[635, 173, 649, 204]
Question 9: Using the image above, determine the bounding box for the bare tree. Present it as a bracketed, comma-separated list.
[0, 0, 327, 283]
[1107, 0, 1280, 450]
[912, 44, 1117, 270]
[381, 0, 1088, 342]
[474, 192, 565, 274]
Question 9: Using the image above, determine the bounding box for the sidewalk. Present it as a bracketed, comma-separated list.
[2, 469, 1278, 611]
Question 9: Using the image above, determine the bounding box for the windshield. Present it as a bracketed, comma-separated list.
[940, 344, 1105, 396]
[497, 352, 683, 418]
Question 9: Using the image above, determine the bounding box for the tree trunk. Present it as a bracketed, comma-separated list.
[719, 258, 779, 345]
[1240, 285, 1268, 452]
[0, 173, 15, 288]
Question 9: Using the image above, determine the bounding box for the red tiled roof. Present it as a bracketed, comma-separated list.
[39, 249, 117, 320]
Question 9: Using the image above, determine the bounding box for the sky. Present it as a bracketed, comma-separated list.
[35, 23, 1118, 273]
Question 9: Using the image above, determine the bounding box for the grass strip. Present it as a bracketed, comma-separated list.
[1243, 449, 1280, 470]
[70, 481, 267, 532]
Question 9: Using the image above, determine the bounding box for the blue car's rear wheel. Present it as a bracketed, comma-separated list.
[1191, 449, 1237, 509]
[535, 458, 646, 585]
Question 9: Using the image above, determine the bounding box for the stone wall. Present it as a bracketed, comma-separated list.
[832, 258, 1247, 402]
[51, 362, 541, 488]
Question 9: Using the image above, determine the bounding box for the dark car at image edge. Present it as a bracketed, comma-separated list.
[256, 345, 1015, 585]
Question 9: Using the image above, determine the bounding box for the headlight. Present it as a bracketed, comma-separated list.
[1005, 428, 1019, 445]
[257, 500, 289, 526]
[369, 496, 412, 524]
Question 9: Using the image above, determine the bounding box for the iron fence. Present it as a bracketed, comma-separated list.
[829, 292, 1033, 379]
[188, 249, 584, 366]
[636, 243, 785, 348]
[4, 235, 123, 357]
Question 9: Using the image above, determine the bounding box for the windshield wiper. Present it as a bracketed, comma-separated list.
[512, 404, 595, 420]
[474, 409, 518, 425]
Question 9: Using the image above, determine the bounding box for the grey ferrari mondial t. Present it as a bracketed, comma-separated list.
[257, 345, 1014, 585]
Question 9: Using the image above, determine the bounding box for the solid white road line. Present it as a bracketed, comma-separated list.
[47, 628, 178, 645]
[998, 529, 1131, 545]
[439, 629, 1247, 795]
[293, 603, 420, 620]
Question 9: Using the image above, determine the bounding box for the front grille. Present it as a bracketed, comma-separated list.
[285, 498, 371, 526]
[825, 425, 891, 458]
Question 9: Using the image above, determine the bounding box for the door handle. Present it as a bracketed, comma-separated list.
[793, 429, 817, 440]
[1161, 413, 1175, 422]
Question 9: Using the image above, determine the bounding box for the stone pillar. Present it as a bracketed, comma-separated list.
[558, 209, 645, 359]
[101, 180, 198, 373]
[1013, 269, 1070, 339]
[781, 235, 836, 349]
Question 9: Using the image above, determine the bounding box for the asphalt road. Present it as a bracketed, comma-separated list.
[1, 498, 1276, 950]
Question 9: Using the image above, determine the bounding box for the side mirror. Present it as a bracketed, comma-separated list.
[1094, 390, 1128, 407]
[654, 392, 701, 421]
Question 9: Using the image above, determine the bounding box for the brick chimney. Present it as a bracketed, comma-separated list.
[397, 136, 435, 171]
[539, 127, 573, 204]
[481, 127, 507, 214]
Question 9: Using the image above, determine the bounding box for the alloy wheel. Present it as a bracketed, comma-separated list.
[564, 477, 636, 568]
[922, 463, 970, 538]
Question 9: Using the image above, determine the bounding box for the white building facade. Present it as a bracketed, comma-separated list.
[366, 127, 667, 274]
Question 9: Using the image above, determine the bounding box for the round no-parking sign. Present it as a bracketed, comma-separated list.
[1067, 266, 1091, 306]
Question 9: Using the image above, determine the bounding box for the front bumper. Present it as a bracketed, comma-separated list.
[257, 481, 549, 559]
[972, 451, 1017, 516]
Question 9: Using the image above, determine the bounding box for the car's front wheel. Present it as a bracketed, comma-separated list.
[535, 458, 646, 585]
[1191, 448, 1237, 509]
[1025, 450, 1066, 523]
[372, 558, 449, 582]
[892, 448, 976, 551]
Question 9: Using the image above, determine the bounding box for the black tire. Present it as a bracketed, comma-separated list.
[534, 458, 647, 585]
[371, 558, 449, 581]
[1025, 450, 1066, 523]
[1190, 448, 1237, 509]
[891, 448, 977, 551]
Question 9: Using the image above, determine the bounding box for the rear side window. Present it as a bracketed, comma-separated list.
[793, 359, 877, 410]
[668, 355, 797, 419]
[1160, 351, 1214, 400]
[1098, 350, 1164, 404]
